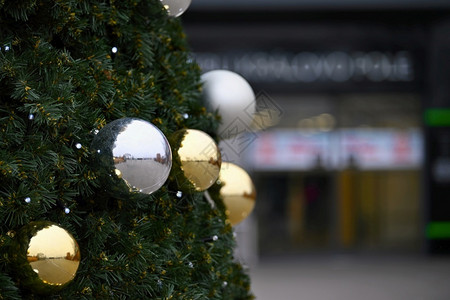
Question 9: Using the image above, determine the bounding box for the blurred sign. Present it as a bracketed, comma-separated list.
[248, 129, 423, 170]
[252, 131, 329, 170]
[338, 129, 423, 170]
[195, 51, 414, 84]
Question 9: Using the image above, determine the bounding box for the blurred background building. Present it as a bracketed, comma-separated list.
[183, 1, 450, 298]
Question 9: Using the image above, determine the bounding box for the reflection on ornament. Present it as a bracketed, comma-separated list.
[12, 221, 80, 294]
[201, 70, 255, 139]
[173, 129, 221, 191]
[218, 162, 256, 226]
[91, 118, 172, 196]
[160, 0, 191, 17]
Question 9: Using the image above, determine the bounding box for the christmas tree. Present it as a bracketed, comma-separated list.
[0, 0, 254, 298]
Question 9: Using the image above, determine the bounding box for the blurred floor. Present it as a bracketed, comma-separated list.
[249, 255, 450, 300]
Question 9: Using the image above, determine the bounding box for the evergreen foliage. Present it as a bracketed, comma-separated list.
[0, 0, 253, 298]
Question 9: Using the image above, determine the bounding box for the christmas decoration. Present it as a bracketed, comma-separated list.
[0, 1, 254, 298]
[160, 0, 192, 17]
[10, 221, 80, 294]
[91, 118, 172, 196]
[172, 129, 221, 191]
[217, 162, 256, 226]
[201, 70, 256, 139]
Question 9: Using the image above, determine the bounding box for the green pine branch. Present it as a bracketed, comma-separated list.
[0, 0, 253, 299]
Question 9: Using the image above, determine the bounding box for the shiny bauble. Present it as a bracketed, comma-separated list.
[173, 129, 221, 191]
[201, 70, 255, 139]
[10, 221, 80, 294]
[160, 0, 191, 17]
[218, 162, 256, 226]
[91, 118, 172, 196]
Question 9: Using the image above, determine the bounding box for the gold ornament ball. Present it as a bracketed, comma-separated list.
[219, 162, 256, 226]
[174, 129, 221, 191]
[11, 221, 81, 294]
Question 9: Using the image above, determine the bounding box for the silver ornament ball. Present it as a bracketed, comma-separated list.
[201, 70, 255, 139]
[91, 118, 172, 196]
[160, 0, 191, 17]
